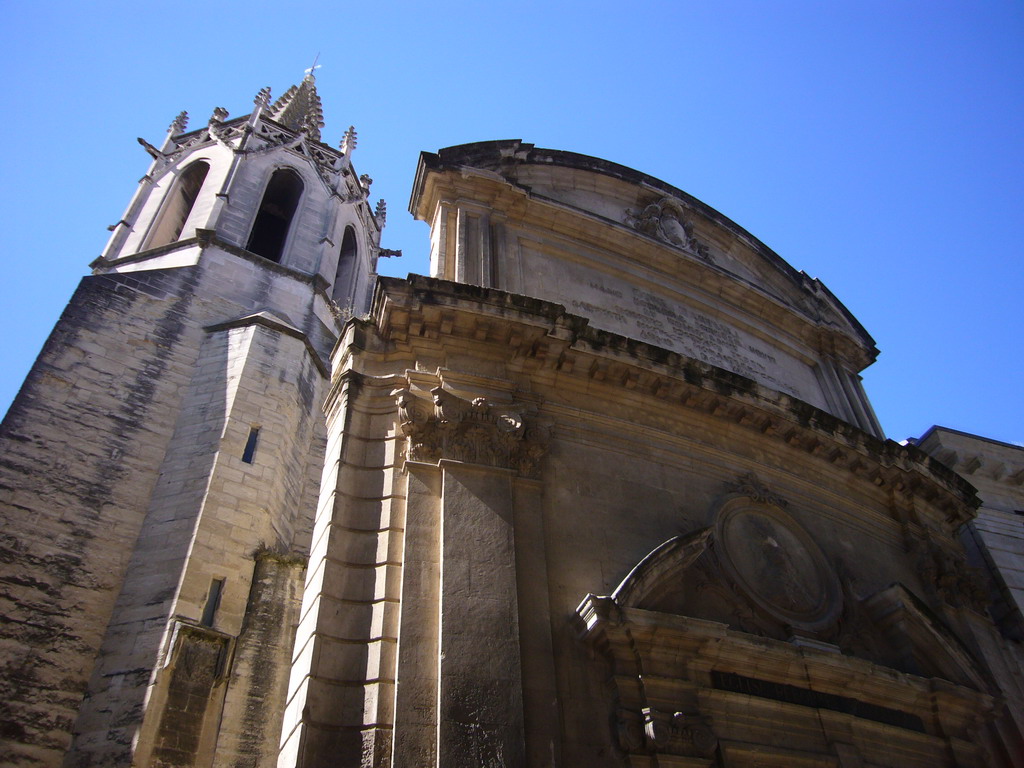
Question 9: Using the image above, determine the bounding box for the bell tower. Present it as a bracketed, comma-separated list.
[99, 71, 384, 318]
[0, 72, 388, 767]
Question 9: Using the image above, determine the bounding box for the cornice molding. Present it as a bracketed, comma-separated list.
[411, 149, 877, 369]
[369, 275, 978, 528]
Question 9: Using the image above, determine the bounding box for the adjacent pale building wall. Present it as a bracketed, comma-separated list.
[915, 427, 1024, 636]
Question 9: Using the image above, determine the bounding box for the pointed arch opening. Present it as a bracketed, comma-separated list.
[332, 225, 358, 304]
[146, 160, 209, 249]
[247, 168, 304, 263]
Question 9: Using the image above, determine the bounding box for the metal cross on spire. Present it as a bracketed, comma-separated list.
[305, 53, 321, 79]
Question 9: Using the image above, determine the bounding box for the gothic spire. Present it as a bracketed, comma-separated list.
[267, 71, 325, 141]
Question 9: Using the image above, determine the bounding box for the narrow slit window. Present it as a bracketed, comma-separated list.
[332, 225, 358, 304]
[246, 168, 303, 263]
[146, 160, 209, 248]
[200, 578, 225, 627]
[242, 426, 260, 464]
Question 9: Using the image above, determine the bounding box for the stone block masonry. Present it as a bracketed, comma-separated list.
[0, 268, 202, 766]
[0, 250, 336, 767]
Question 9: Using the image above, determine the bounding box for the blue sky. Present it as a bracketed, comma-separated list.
[1, 1, 1021, 444]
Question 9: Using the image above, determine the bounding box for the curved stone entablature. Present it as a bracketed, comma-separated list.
[410, 140, 883, 436]
[371, 275, 978, 529]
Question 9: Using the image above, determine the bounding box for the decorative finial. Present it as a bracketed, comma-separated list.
[359, 174, 373, 196]
[304, 52, 321, 80]
[210, 107, 229, 124]
[301, 110, 324, 135]
[169, 111, 189, 134]
[340, 125, 357, 154]
[375, 199, 387, 226]
[254, 87, 271, 109]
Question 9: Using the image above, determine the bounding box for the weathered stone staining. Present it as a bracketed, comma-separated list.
[2, 82, 1024, 768]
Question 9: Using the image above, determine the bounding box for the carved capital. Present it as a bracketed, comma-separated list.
[395, 386, 548, 477]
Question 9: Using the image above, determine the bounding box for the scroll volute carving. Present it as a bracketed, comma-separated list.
[394, 385, 549, 477]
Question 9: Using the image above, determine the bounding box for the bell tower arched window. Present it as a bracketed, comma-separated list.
[247, 168, 304, 263]
[146, 161, 209, 249]
[332, 226, 358, 304]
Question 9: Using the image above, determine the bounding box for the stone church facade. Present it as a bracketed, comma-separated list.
[1, 76, 1022, 767]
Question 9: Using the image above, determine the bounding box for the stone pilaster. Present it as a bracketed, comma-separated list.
[390, 464, 442, 766]
[391, 378, 549, 767]
[438, 462, 524, 768]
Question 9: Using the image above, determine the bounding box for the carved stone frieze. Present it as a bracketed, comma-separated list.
[911, 533, 988, 611]
[615, 707, 717, 757]
[624, 197, 712, 261]
[395, 386, 549, 477]
[724, 471, 788, 508]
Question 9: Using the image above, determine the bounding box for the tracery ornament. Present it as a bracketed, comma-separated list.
[244, 121, 361, 201]
[395, 386, 549, 477]
[624, 196, 712, 261]
[142, 96, 355, 199]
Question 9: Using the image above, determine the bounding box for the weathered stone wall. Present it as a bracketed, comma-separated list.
[0, 268, 204, 766]
[1, 244, 338, 766]
[214, 553, 307, 768]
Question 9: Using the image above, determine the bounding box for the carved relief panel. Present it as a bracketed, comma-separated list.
[712, 475, 843, 634]
[574, 472, 996, 767]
